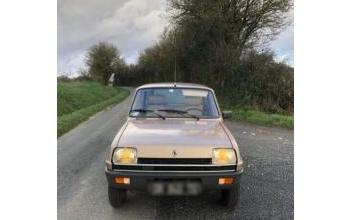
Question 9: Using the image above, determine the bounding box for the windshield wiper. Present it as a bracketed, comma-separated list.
[157, 109, 200, 120]
[130, 109, 165, 120]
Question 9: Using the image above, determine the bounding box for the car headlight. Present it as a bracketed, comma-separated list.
[112, 147, 137, 164]
[212, 148, 236, 164]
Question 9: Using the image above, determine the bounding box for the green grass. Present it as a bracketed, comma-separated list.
[57, 81, 129, 137]
[220, 103, 293, 129]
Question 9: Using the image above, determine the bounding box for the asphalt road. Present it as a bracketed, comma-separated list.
[57, 89, 294, 220]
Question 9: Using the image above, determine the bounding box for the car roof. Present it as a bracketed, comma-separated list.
[136, 82, 213, 91]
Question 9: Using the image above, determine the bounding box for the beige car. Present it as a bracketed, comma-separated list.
[105, 83, 244, 207]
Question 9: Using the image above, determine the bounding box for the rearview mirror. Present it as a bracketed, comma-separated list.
[222, 111, 232, 119]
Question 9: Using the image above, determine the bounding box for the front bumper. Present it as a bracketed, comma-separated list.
[105, 167, 243, 191]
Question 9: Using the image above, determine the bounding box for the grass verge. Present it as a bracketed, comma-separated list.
[57, 82, 129, 137]
[220, 102, 293, 129]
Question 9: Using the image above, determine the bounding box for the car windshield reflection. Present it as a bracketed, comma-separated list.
[130, 88, 220, 119]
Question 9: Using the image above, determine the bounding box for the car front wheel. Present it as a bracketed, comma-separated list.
[221, 183, 240, 207]
[108, 187, 127, 208]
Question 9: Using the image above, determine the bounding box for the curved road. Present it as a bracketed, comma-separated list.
[57, 89, 294, 220]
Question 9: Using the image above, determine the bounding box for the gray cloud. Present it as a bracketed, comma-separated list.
[58, 0, 293, 74]
[58, 0, 167, 74]
[270, 11, 294, 66]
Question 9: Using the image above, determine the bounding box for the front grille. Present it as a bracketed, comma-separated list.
[138, 158, 212, 165]
[113, 165, 236, 171]
[113, 157, 236, 172]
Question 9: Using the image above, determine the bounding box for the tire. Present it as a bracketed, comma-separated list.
[221, 183, 240, 207]
[108, 187, 127, 208]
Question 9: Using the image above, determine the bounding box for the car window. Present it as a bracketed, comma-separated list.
[130, 88, 220, 118]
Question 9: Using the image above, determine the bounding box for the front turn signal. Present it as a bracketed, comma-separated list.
[114, 176, 130, 185]
[218, 177, 235, 185]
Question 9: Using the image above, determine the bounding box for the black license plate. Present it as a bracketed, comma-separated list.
[148, 181, 202, 196]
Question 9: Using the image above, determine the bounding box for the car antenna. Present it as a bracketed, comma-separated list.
[174, 30, 177, 87]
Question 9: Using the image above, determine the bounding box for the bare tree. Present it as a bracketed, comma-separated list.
[169, 0, 292, 56]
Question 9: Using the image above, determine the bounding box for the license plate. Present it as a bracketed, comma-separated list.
[148, 181, 202, 196]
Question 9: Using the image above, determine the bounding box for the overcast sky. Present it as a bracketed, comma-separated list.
[58, 0, 293, 75]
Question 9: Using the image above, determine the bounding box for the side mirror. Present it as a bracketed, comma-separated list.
[222, 110, 232, 119]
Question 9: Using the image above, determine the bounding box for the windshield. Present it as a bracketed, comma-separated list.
[130, 88, 220, 118]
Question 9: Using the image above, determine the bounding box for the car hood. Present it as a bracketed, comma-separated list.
[117, 118, 232, 158]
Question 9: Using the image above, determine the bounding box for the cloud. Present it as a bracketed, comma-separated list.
[58, 0, 294, 74]
[57, 50, 86, 76]
[270, 10, 294, 66]
[58, 0, 167, 74]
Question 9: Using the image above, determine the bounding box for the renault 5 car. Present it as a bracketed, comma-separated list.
[105, 83, 244, 207]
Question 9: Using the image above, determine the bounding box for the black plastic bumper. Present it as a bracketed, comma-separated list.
[105, 167, 243, 191]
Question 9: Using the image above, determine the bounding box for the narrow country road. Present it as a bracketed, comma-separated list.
[57, 88, 294, 220]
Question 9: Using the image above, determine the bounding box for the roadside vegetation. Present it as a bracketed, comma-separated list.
[57, 81, 129, 137]
[220, 102, 293, 129]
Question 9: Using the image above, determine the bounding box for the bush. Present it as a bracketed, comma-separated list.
[57, 75, 72, 82]
[223, 51, 294, 114]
